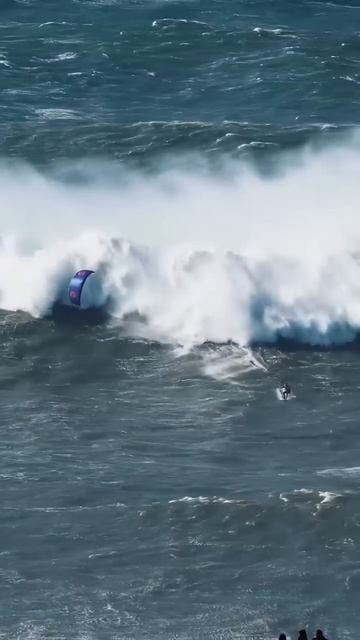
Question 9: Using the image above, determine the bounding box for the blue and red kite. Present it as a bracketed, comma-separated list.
[68, 270, 94, 306]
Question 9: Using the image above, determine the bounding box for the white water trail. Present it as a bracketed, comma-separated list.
[200, 345, 268, 384]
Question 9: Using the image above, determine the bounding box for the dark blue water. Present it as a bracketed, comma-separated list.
[1, 1, 360, 639]
[2, 0, 360, 163]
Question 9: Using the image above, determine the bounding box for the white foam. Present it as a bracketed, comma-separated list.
[168, 496, 244, 505]
[1, 139, 360, 346]
[318, 491, 338, 504]
[317, 467, 360, 477]
[316, 491, 341, 510]
[35, 108, 81, 120]
[279, 489, 341, 510]
[55, 52, 77, 61]
[201, 345, 267, 384]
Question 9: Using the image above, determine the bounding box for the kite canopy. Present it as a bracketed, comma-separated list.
[68, 270, 95, 306]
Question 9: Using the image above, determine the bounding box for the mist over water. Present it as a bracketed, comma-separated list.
[2, 140, 360, 347]
[2, 1, 360, 639]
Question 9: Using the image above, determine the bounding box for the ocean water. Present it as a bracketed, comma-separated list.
[2, 1, 360, 639]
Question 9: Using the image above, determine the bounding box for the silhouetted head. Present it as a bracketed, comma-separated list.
[298, 631, 308, 640]
[279, 634, 287, 640]
[315, 631, 325, 640]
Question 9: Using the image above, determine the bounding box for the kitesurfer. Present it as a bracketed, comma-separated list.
[280, 382, 291, 400]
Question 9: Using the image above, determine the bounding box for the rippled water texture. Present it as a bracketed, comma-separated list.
[1, 0, 360, 161]
[2, 1, 360, 639]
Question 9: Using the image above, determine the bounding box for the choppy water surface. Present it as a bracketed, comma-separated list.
[2, 1, 360, 639]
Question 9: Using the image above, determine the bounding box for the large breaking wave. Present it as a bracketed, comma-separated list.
[2, 136, 360, 347]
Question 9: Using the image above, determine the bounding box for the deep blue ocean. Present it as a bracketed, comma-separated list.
[2, 1, 360, 639]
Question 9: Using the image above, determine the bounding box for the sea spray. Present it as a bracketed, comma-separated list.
[1, 140, 360, 344]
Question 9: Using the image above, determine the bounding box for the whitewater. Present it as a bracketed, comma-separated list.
[3, 139, 360, 347]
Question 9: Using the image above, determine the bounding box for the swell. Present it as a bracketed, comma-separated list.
[0, 121, 349, 167]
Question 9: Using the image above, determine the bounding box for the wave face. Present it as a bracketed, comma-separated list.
[2, 139, 360, 347]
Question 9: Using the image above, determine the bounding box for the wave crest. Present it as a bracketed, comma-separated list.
[1, 232, 360, 347]
[2, 140, 360, 346]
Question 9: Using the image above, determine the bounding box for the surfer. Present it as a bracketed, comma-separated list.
[280, 382, 291, 400]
